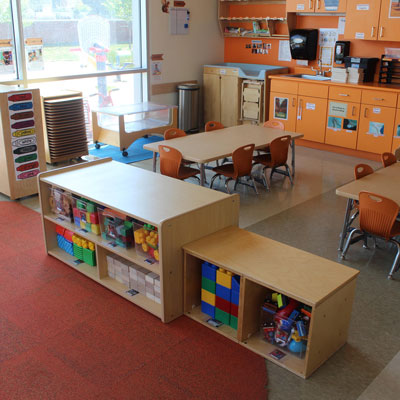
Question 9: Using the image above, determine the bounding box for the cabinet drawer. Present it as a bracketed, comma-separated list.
[270, 79, 298, 95]
[203, 67, 239, 77]
[298, 82, 328, 98]
[361, 90, 397, 108]
[329, 86, 361, 103]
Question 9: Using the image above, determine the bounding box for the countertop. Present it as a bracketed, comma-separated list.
[204, 63, 288, 80]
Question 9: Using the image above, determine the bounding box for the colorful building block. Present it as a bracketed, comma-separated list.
[202, 276, 216, 294]
[83, 248, 96, 266]
[230, 315, 238, 330]
[201, 301, 215, 318]
[216, 268, 233, 289]
[202, 262, 217, 281]
[215, 296, 230, 314]
[91, 224, 100, 235]
[216, 283, 230, 302]
[231, 275, 240, 305]
[215, 308, 230, 325]
[201, 289, 215, 306]
[231, 303, 239, 318]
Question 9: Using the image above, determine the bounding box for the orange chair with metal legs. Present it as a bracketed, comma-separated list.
[341, 191, 400, 279]
[205, 121, 224, 132]
[258, 120, 285, 154]
[158, 145, 200, 183]
[210, 144, 258, 194]
[164, 128, 186, 140]
[253, 135, 292, 191]
[381, 152, 397, 168]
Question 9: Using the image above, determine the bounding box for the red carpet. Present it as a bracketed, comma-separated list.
[0, 202, 268, 399]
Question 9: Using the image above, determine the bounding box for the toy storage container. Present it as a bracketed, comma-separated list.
[133, 222, 159, 262]
[99, 208, 134, 248]
[49, 187, 74, 222]
[72, 196, 101, 235]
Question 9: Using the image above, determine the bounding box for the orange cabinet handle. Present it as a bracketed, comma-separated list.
[380, 26, 384, 38]
[364, 108, 368, 118]
[371, 26, 375, 37]
[373, 97, 384, 101]
[292, 97, 296, 107]
[352, 106, 356, 116]
[338, 93, 349, 97]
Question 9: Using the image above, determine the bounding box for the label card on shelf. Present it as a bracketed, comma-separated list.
[207, 318, 223, 328]
[126, 289, 139, 296]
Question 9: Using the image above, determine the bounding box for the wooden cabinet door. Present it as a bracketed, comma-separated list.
[325, 101, 360, 149]
[269, 92, 298, 132]
[220, 75, 241, 127]
[296, 96, 328, 143]
[344, 0, 381, 40]
[378, 0, 400, 42]
[391, 109, 400, 152]
[317, 0, 347, 13]
[286, 0, 314, 12]
[357, 105, 396, 154]
[203, 73, 221, 125]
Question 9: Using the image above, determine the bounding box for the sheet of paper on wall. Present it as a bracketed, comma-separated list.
[319, 29, 338, 47]
[278, 40, 291, 62]
[296, 60, 308, 66]
[170, 8, 190, 35]
[320, 46, 334, 66]
[151, 61, 162, 81]
[338, 17, 346, 35]
[0, 39, 15, 74]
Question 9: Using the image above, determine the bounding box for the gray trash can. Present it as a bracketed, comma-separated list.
[178, 83, 199, 133]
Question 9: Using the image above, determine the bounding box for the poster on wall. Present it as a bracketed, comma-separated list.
[274, 97, 288, 120]
[7, 91, 40, 181]
[327, 116, 342, 130]
[25, 38, 44, 71]
[151, 61, 162, 81]
[368, 122, 385, 137]
[389, 0, 400, 18]
[343, 119, 357, 131]
[319, 29, 338, 67]
[0, 39, 14, 74]
[395, 124, 400, 137]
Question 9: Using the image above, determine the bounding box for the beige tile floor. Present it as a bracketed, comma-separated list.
[2, 145, 399, 400]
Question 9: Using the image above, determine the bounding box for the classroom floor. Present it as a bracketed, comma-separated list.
[3, 145, 400, 400]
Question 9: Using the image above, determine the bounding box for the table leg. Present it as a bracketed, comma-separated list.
[152, 152, 157, 172]
[291, 139, 296, 177]
[338, 199, 354, 251]
[200, 163, 206, 186]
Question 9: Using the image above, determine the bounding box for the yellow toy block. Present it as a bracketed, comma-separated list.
[91, 224, 101, 235]
[216, 268, 233, 289]
[80, 220, 86, 229]
[201, 289, 215, 306]
[86, 212, 91, 222]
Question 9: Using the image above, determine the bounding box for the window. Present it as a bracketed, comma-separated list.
[0, 0, 148, 107]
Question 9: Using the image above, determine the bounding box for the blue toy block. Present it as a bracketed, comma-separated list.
[74, 217, 80, 227]
[202, 261, 217, 282]
[201, 301, 215, 318]
[289, 309, 300, 321]
[231, 275, 240, 305]
[296, 320, 307, 337]
[216, 283, 231, 302]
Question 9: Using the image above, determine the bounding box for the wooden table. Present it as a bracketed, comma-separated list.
[143, 124, 303, 186]
[92, 102, 177, 156]
[336, 162, 400, 251]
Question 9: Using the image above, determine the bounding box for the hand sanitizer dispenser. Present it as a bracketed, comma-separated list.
[334, 41, 350, 64]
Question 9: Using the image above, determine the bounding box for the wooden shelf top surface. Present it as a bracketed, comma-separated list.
[336, 162, 400, 202]
[40, 159, 234, 225]
[183, 226, 359, 306]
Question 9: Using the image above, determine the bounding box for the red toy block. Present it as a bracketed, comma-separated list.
[231, 303, 239, 318]
[215, 296, 230, 314]
[56, 225, 65, 236]
[64, 230, 74, 242]
[90, 212, 99, 224]
[73, 207, 80, 218]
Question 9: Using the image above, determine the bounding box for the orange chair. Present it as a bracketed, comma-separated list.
[258, 120, 285, 154]
[205, 121, 224, 132]
[341, 191, 400, 279]
[164, 128, 186, 140]
[209, 144, 258, 194]
[253, 135, 292, 191]
[158, 145, 200, 183]
[381, 152, 397, 168]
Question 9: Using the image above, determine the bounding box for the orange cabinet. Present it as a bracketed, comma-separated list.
[345, 0, 400, 41]
[357, 104, 395, 154]
[296, 95, 328, 143]
[287, 0, 346, 13]
[269, 92, 298, 131]
[325, 100, 360, 149]
[391, 98, 400, 152]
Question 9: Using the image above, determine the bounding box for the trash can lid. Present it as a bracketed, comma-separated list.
[177, 83, 200, 90]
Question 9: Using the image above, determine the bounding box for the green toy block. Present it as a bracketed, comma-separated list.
[229, 315, 238, 330]
[202, 276, 216, 294]
[215, 308, 230, 325]
[86, 202, 96, 213]
[73, 243, 83, 260]
[83, 248, 96, 266]
[85, 222, 91, 231]
[124, 220, 133, 229]
[76, 199, 86, 210]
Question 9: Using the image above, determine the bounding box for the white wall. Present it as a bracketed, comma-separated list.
[148, 0, 224, 106]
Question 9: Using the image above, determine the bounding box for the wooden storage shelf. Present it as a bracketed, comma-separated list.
[183, 226, 359, 378]
[38, 158, 239, 323]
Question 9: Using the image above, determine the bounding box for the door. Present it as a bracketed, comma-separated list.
[378, 0, 400, 42]
[203, 72, 221, 124]
[325, 101, 360, 149]
[344, 0, 381, 40]
[391, 108, 400, 152]
[286, 0, 314, 12]
[296, 96, 328, 143]
[269, 92, 297, 132]
[357, 105, 396, 154]
[220, 75, 241, 127]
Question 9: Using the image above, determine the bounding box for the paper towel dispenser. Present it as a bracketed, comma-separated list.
[289, 29, 319, 61]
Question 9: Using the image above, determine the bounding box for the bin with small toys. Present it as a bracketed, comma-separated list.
[133, 223, 159, 262]
[261, 292, 310, 358]
[72, 196, 101, 235]
[71, 234, 96, 266]
[99, 208, 134, 248]
[49, 187, 74, 222]
[56, 225, 74, 256]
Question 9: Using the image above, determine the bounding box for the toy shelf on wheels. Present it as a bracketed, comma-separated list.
[38, 158, 239, 323]
[183, 226, 359, 378]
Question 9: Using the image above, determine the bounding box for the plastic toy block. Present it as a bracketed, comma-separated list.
[64, 230, 74, 242]
[231, 276, 240, 306]
[215, 308, 230, 325]
[86, 203, 96, 213]
[73, 243, 83, 260]
[91, 224, 100, 235]
[201, 262, 217, 282]
[80, 220, 86, 230]
[76, 199, 86, 210]
[216, 283, 231, 302]
[57, 234, 63, 248]
[86, 212, 91, 222]
[289, 310, 300, 321]
[201, 276, 216, 294]
[85, 222, 91, 231]
[229, 315, 238, 330]
[231, 303, 239, 318]
[83, 248, 96, 266]
[201, 289, 215, 306]
[231, 290, 240, 306]
[65, 242, 73, 255]
[272, 293, 278, 302]
[201, 301, 215, 318]
[74, 217, 80, 226]
[56, 225, 65, 236]
[215, 296, 230, 314]
[73, 208, 80, 218]
[216, 268, 233, 289]
[296, 321, 307, 337]
[90, 213, 99, 224]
